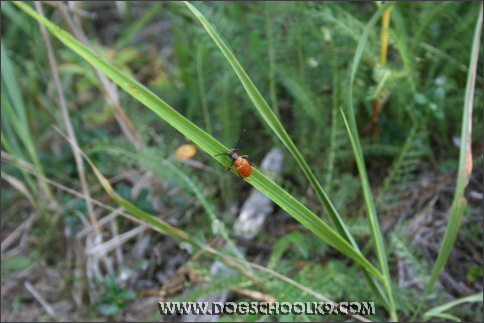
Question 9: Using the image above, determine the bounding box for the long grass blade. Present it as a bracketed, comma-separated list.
[411, 4, 482, 320]
[346, 2, 397, 320]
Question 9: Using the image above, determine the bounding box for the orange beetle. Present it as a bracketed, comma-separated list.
[214, 129, 255, 178]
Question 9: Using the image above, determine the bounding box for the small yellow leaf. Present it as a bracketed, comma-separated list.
[176, 144, 197, 159]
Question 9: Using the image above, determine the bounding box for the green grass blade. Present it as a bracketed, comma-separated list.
[1, 96, 23, 160]
[423, 292, 484, 322]
[13, 1, 385, 281]
[81, 145, 193, 243]
[346, 2, 396, 320]
[183, 0, 359, 254]
[116, 2, 164, 49]
[196, 42, 212, 133]
[1, 40, 53, 202]
[412, 4, 482, 320]
[341, 108, 391, 312]
[1, 1, 30, 35]
[264, 2, 279, 117]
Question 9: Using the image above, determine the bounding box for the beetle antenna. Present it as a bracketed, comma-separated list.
[213, 152, 227, 157]
[233, 129, 246, 151]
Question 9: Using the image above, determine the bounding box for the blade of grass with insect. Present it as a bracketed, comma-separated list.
[184, 0, 394, 312]
[183, 0, 358, 256]
[345, 2, 396, 320]
[13, 1, 385, 281]
[411, 4, 482, 320]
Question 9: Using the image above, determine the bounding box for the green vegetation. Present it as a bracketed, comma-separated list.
[1, 1, 482, 322]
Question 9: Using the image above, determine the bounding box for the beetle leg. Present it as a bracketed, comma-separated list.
[249, 162, 255, 166]
[222, 164, 232, 171]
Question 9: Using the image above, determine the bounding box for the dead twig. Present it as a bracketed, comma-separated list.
[24, 281, 59, 320]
